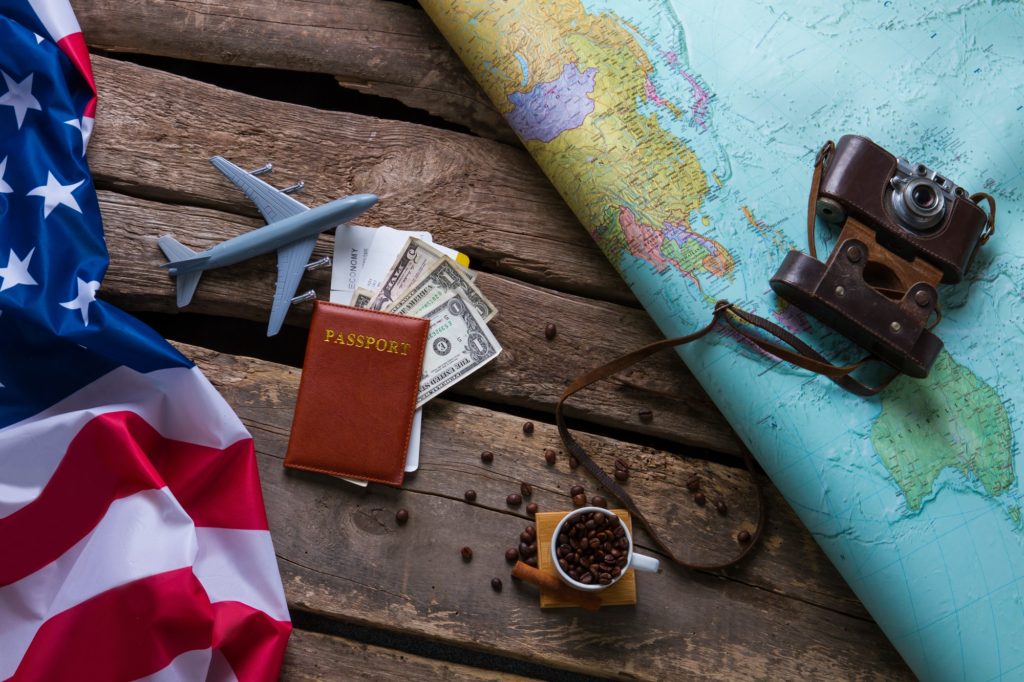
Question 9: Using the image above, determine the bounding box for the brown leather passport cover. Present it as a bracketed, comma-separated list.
[284, 301, 428, 487]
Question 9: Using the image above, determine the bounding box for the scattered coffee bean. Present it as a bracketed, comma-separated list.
[505, 548, 519, 563]
[481, 451, 494, 464]
[685, 475, 701, 492]
[694, 492, 706, 506]
[572, 493, 588, 508]
[527, 502, 539, 516]
[395, 509, 409, 525]
[525, 556, 538, 568]
[569, 455, 579, 469]
[518, 542, 531, 559]
[464, 490, 477, 502]
[520, 482, 533, 498]
[570, 484, 585, 497]
[591, 495, 608, 508]
[491, 577, 503, 592]
[737, 530, 752, 544]
[522, 421, 535, 436]
[544, 322, 557, 340]
[525, 525, 536, 539]
[613, 468, 629, 482]
[715, 500, 728, 516]
[544, 448, 557, 465]
[614, 458, 629, 472]
[461, 546, 473, 562]
[638, 409, 653, 423]
[520, 529, 533, 543]
[506, 493, 522, 507]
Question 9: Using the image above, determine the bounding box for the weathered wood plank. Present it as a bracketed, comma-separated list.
[88, 55, 633, 305]
[76, 0, 514, 142]
[98, 188, 741, 454]
[283, 628, 531, 681]
[180, 342, 910, 679]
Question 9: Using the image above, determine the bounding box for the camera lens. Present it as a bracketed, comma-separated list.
[891, 177, 946, 232]
[911, 183, 937, 210]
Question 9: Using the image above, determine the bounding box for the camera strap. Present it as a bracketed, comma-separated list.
[554, 297, 893, 574]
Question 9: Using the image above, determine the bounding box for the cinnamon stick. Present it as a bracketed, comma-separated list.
[511, 561, 602, 612]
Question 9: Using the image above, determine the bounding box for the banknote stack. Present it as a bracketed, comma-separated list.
[329, 225, 501, 486]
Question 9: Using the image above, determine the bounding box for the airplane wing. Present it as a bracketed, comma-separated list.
[266, 234, 320, 336]
[210, 155, 308, 224]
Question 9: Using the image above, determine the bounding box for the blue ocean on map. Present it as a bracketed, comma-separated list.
[578, 1, 1024, 679]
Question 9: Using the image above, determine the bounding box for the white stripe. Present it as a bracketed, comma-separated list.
[25, 0, 81, 42]
[0, 365, 249, 517]
[133, 648, 239, 682]
[133, 649, 211, 682]
[194, 528, 290, 622]
[0, 489, 196, 680]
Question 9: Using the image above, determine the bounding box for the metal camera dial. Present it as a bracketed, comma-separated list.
[889, 158, 962, 233]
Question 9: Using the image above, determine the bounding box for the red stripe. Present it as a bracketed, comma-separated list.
[56, 32, 97, 117]
[7, 570, 291, 681]
[213, 602, 292, 682]
[8, 568, 212, 681]
[0, 411, 266, 586]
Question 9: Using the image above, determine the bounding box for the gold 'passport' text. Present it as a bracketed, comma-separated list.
[323, 328, 412, 356]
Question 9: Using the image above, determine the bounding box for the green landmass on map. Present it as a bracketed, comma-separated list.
[871, 351, 1015, 511]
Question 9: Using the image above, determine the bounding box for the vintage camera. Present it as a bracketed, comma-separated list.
[770, 135, 994, 378]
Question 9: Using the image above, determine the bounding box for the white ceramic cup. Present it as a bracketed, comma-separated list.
[550, 506, 661, 591]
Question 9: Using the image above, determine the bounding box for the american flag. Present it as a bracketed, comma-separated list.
[0, 2, 291, 679]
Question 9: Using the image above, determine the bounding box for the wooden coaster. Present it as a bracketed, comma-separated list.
[535, 510, 638, 608]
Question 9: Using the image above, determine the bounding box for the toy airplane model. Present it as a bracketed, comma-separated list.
[158, 156, 377, 336]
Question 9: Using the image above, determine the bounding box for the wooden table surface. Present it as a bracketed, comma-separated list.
[74, 1, 914, 679]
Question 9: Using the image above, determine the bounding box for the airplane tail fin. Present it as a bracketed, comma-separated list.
[158, 235, 210, 307]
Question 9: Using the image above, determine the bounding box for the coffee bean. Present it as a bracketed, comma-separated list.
[395, 509, 409, 525]
[544, 448, 557, 465]
[572, 493, 587, 508]
[525, 525, 536, 538]
[506, 493, 522, 507]
[715, 500, 728, 516]
[505, 548, 519, 563]
[464, 490, 477, 502]
[526, 543, 537, 558]
[527, 502, 539, 516]
[522, 421, 534, 436]
[491, 577, 503, 592]
[525, 556, 538, 568]
[520, 530, 533, 543]
[520, 482, 533, 498]
[570, 484, 585, 497]
[580, 573, 593, 584]
[638, 409, 653, 423]
[591, 495, 608, 508]
[685, 475, 701, 492]
[737, 530, 752, 544]
[614, 468, 629, 482]
[461, 546, 473, 562]
[544, 322, 557, 340]
[481, 451, 494, 464]
[614, 458, 629, 472]
[694, 492, 706, 506]
[519, 542, 530, 559]
[569, 455, 579, 469]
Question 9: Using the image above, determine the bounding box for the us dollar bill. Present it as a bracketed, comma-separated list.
[417, 292, 501, 408]
[367, 237, 449, 311]
[391, 258, 496, 322]
[350, 287, 375, 308]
